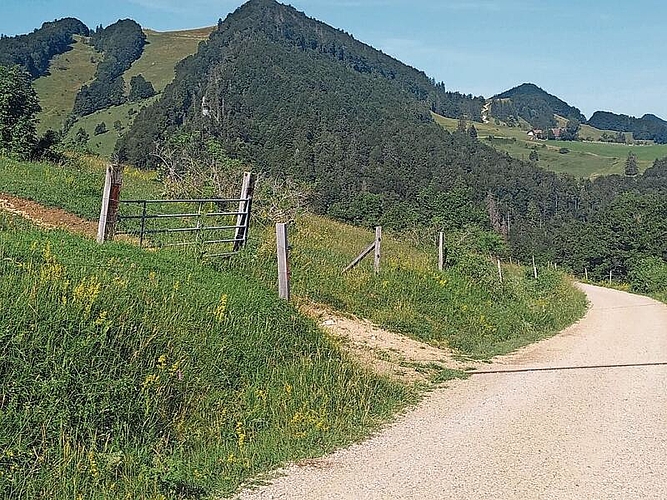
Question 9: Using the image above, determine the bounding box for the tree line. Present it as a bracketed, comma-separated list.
[0, 18, 89, 78]
[72, 19, 147, 116]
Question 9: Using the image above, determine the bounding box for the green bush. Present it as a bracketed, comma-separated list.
[628, 256, 667, 294]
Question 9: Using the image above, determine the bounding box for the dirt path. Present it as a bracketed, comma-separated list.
[302, 304, 472, 384]
[238, 284, 667, 499]
[0, 193, 97, 237]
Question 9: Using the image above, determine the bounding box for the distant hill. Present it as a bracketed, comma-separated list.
[0, 18, 89, 78]
[589, 111, 667, 144]
[490, 83, 586, 130]
[119, 0, 575, 223]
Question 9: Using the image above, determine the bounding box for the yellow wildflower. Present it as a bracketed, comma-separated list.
[214, 294, 228, 322]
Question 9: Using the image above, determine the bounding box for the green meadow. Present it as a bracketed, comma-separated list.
[433, 113, 667, 178]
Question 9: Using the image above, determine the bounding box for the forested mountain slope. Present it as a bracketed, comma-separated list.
[490, 83, 586, 130]
[0, 18, 89, 78]
[589, 111, 667, 144]
[117, 0, 667, 284]
[118, 0, 561, 217]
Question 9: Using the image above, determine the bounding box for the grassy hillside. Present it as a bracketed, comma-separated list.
[1, 154, 587, 360]
[0, 215, 410, 498]
[235, 215, 587, 359]
[33, 36, 101, 133]
[33, 27, 212, 155]
[64, 97, 159, 158]
[433, 113, 667, 178]
[0, 155, 159, 218]
[124, 27, 214, 93]
[0, 155, 588, 497]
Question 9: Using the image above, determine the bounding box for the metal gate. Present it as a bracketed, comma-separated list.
[97, 166, 255, 258]
[115, 196, 252, 258]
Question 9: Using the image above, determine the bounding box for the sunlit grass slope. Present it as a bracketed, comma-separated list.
[0, 155, 160, 219]
[433, 113, 667, 178]
[64, 97, 159, 158]
[125, 27, 214, 93]
[33, 36, 102, 133]
[0, 215, 411, 499]
[235, 215, 587, 359]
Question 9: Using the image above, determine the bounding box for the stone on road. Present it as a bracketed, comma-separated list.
[238, 284, 667, 499]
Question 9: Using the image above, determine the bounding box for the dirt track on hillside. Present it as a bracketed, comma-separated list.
[0, 193, 97, 237]
[238, 283, 667, 499]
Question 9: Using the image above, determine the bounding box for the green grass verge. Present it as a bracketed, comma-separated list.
[0, 215, 412, 499]
[433, 113, 667, 178]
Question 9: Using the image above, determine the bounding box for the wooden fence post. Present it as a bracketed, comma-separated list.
[234, 172, 256, 252]
[609, 270, 613, 285]
[497, 258, 503, 283]
[438, 232, 444, 272]
[276, 223, 290, 301]
[374, 226, 382, 275]
[97, 163, 123, 244]
[532, 255, 538, 279]
[585, 268, 589, 281]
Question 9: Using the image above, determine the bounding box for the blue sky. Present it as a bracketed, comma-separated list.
[2, 0, 665, 119]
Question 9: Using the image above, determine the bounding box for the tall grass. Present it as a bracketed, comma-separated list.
[227, 215, 588, 359]
[0, 215, 411, 499]
[0, 156, 161, 220]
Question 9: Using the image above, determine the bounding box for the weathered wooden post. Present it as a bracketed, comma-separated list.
[276, 223, 290, 301]
[532, 255, 538, 279]
[374, 226, 382, 275]
[497, 258, 503, 283]
[585, 268, 589, 281]
[438, 232, 444, 272]
[97, 163, 123, 244]
[233, 172, 256, 252]
[609, 270, 613, 285]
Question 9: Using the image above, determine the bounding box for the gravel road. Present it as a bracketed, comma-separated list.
[237, 284, 667, 499]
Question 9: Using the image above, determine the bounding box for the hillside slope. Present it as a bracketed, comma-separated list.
[33, 36, 101, 133]
[490, 83, 586, 129]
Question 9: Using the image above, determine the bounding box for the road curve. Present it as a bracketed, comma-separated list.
[237, 284, 667, 499]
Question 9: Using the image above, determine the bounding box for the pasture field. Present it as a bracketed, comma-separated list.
[124, 27, 214, 93]
[34, 27, 213, 156]
[433, 113, 667, 178]
[33, 37, 101, 133]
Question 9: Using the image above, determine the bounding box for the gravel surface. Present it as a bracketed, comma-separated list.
[237, 283, 667, 499]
